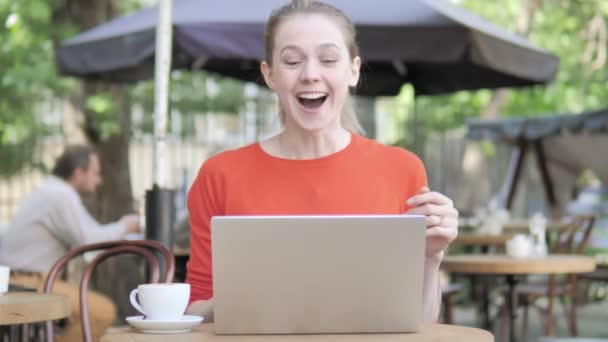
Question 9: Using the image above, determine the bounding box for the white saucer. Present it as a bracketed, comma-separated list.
[126, 315, 204, 333]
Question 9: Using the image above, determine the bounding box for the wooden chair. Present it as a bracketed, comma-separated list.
[441, 283, 463, 324]
[499, 214, 595, 341]
[42, 240, 175, 342]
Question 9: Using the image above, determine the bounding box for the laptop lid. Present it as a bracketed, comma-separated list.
[211, 215, 426, 335]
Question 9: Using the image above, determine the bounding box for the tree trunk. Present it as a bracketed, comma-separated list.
[54, 0, 134, 221]
[81, 81, 135, 220]
[53, 0, 141, 322]
[480, 0, 542, 120]
[480, 89, 511, 120]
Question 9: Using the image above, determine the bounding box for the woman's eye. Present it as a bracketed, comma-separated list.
[322, 60, 337, 64]
[284, 60, 301, 66]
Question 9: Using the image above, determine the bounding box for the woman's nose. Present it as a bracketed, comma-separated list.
[300, 61, 321, 82]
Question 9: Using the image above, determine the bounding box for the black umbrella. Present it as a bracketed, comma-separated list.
[57, 0, 559, 96]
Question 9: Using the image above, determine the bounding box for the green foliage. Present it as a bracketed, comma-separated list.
[129, 71, 246, 138]
[0, 0, 72, 176]
[479, 140, 497, 157]
[0, 0, 163, 176]
[116, 0, 146, 13]
[456, 0, 608, 115]
[390, 0, 608, 150]
[85, 94, 116, 114]
[85, 93, 121, 140]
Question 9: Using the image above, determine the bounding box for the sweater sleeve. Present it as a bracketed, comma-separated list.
[401, 150, 428, 213]
[51, 190, 128, 248]
[186, 159, 224, 303]
[412, 153, 428, 191]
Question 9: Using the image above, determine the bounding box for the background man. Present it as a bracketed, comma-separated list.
[0, 144, 140, 341]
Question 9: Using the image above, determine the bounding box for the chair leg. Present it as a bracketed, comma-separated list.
[567, 294, 578, 336]
[521, 298, 529, 342]
[443, 295, 454, 324]
[20, 323, 29, 342]
[558, 295, 568, 334]
[499, 302, 507, 342]
[545, 295, 555, 336]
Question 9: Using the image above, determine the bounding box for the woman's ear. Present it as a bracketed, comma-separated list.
[349, 56, 361, 88]
[260, 61, 275, 90]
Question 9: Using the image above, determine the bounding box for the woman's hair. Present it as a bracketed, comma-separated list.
[264, 0, 364, 134]
[52, 145, 96, 180]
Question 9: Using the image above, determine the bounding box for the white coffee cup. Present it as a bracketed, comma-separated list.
[0, 265, 10, 294]
[129, 283, 190, 320]
[506, 234, 533, 258]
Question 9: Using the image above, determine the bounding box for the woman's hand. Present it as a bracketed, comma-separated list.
[185, 298, 214, 322]
[405, 187, 459, 260]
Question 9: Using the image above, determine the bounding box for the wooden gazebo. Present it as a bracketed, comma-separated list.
[466, 109, 608, 216]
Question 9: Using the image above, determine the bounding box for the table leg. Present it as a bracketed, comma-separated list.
[479, 245, 492, 330]
[480, 277, 491, 330]
[20, 324, 28, 342]
[506, 274, 519, 342]
[470, 274, 492, 330]
[9, 325, 19, 342]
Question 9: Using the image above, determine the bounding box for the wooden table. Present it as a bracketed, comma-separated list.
[101, 323, 493, 342]
[502, 219, 572, 233]
[0, 292, 71, 325]
[441, 254, 596, 342]
[453, 234, 512, 248]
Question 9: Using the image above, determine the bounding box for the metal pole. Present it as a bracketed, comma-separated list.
[146, 0, 175, 255]
[412, 97, 419, 155]
[153, 0, 173, 187]
[533, 140, 560, 216]
[502, 141, 527, 210]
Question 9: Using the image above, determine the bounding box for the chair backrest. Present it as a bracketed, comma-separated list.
[541, 215, 596, 308]
[43, 240, 175, 342]
[548, 214, 595, 255]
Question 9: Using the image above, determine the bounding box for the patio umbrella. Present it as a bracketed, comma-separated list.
[57, 0, 559, 97]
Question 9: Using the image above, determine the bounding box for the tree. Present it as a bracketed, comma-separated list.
[479, 0, 542, 120]
[457, 0, 608, 117]
[1, 0, 139, 220]
[387, 0, 608, 152]
[0, 0, 71, 176]
[51, 0, 141, 224]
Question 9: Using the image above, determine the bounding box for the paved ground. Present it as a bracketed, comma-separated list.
[450, 297, 608, 341]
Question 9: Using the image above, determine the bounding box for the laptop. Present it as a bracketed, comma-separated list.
[211, 215, 426, 335]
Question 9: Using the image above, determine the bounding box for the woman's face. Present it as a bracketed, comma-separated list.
[261, 13, 360, 133]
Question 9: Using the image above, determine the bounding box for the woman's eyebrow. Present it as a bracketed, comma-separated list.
[279, 45, 304, 55]
[317, 43, 342, 54]
[279, 43, 342, 55]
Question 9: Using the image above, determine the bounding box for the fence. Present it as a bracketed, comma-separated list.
[4, 95, 595, 226]
[0, 99, 283, 229]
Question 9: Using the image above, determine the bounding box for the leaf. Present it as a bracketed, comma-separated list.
[85, 94, 115, 114]
[24, 0, 51, 22]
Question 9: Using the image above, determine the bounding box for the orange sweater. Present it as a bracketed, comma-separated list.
[186, 133, 427, 303]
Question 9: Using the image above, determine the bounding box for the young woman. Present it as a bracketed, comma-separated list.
[186, 0, 458, 323]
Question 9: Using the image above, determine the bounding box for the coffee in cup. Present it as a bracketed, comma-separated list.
[129, 283, 190, 320]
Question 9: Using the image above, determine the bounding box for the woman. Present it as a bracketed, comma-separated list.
[186, 0, 458, 323]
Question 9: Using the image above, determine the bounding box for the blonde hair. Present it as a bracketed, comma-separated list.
[264, 0, 364, 134]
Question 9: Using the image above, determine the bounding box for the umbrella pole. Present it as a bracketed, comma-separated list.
[152, 0, 172, 188]
[147, 0, 175, 253]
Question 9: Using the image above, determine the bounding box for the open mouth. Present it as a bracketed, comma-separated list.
[297, 92, 328, 110]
